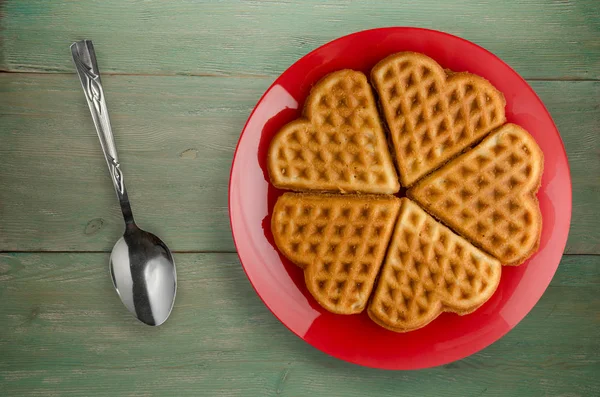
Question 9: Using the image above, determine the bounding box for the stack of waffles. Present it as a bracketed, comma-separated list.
[267, 52, 543, 332]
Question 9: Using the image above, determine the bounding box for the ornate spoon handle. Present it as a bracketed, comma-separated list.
[71, 40, 134, 225]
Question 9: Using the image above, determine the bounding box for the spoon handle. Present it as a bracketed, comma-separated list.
[71, 40, 135, 226]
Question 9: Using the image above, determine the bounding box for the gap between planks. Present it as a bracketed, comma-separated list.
[0, 69, 271, 79]
[0, 70, 599, 82]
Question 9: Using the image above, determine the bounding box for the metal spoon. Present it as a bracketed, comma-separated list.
[71, 40, 176, 326]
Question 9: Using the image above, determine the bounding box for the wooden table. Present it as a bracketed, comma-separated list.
[1, 1, 598, 395]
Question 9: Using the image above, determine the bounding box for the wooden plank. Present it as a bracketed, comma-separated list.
[0, 252, 598, 396]
[1, 75, 598, 253]
[1, 0, 599, 79]
[0, 74, 268, 252]
[531, 81, 600, 255]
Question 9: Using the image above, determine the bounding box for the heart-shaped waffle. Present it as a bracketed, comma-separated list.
[272, 193, 400, 314]
[368, 198, 501, 332]
[266, 55, 543, 329]
[268, 70, 399, 194]
[371, 52, 506, 186]
[408, 124, 543, 265]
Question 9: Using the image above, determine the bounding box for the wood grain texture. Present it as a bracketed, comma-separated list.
[1, 0, 599, 79]
[0, 253, 598, 396]
[1, 75, 598, 253]
[0, 74, 266, 251]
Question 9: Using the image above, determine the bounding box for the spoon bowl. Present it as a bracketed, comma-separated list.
[110, 225, 177, 326]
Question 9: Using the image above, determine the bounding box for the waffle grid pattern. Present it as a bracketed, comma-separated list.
[408, 124, 543, 265]
[372, 52, 506, 186]
[268, 70, 399, 194]
[271, 193, 400, 314]
[368, 199, 502, 332]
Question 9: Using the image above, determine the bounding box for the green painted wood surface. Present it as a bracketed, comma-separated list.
[1, 0, 599, 79]
[1, 75, 599, 253]
[1, 253, 599, 396]
[1, 0, 599, 395]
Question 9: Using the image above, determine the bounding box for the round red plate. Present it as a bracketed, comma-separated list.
[229, 27, 572, 369]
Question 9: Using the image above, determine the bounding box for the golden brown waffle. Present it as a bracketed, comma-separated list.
[408, 124, 543, 265]
[368, 198, 502, 333]
[268, 70, 399, 194]
[272, 193, 400, 314]
[371, 52, 506, 186]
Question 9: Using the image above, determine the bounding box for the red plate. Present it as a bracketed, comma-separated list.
[229, 27, 571, 369]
